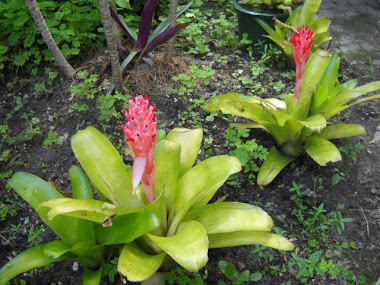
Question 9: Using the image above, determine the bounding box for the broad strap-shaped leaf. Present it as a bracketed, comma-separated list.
[299, 114, 327, 132]
[204, 92, 243, 112]
[41, 198, 142, 223]
[110, 8, 138, 45]
[154, 140, 181, 211]
[293, 49, 331, 119]
[70, 166, 94, 200]
[148, 0, 193, 44]
[147, 221, 208, 272]
[118, 241, 166, 282]
[208, 231, 294, 251]
[165, 128, 203, 176]
[296, 0, 321, 29]
[82, 266, 103, 285]
[137, 0, 159, 50]
[310, 54, 340, 115]
[7, 172, 80, 245]
[183, 202, 273, 234]
[222, 98, 277, 125]
[145, 23, 189, 54]
[317, 123, 366, 140]
[257, 147, 295, 186]
[43, 240, 102, 262]
[144, 192, 167, 236]
[120, 51, 138, 76]
[0, 242, 74, 285]
[69, 166, 95, 243]
[95, 211, 160, 245]
[321, 82, 380, 119]
[304, 136, 341, 166]
[71, 127, 143, 208]
[168, 155, 241, 235]
[309, 16, 331, 34]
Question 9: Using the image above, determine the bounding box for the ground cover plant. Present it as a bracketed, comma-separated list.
[0, 0, 379, 284]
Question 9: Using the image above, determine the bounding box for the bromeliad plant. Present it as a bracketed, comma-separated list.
[205, 26, 380, 186]
[2, 95, 294, 284]
[241, 0, 295, 11]
[110, 0, 191, 77]
[256, 0, 331, 61]
[0, 165, 160, 285]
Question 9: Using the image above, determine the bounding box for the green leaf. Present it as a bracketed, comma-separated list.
[70, 165, 94, 200]
[293, 49, 331, 119]
[318, 123, 366, 140]
[299, 114, 327, 132]
[183, 202, 273, 234]
[120, 51, 138, 72]
[250, 272, 263, 281]
[204, 93, 242, 112]
[7, 172, 80, 245]
[118, 241, 166, 282]
[296, 0, 322, 29]
[165, 128, 203, 176]
[311, 54, 340, 114]
[41, 198, 141, 223]
[168, 156, 241, 234]
[0, 242, 74, 285]
[304, 136, 341, 166]
[82, 266, 103, 285]
[147, 221, 208, 272]
[69, 166, 95, 243]
[257, 147, 295, 186]
[71, 126, 143, 207]
[154, 140, 181, 210]
[95, 211, 160, 245]
[208, 231, 294, 251]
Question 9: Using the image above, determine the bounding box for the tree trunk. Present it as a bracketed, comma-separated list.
[98, 0, 124, 93]
[164, 0, 178, 60]
[25, 0, 76, 78]
[110, 1, 122, 46]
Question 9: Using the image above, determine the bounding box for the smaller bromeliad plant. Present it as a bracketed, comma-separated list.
[205, 26, 380, 186]
[0, 96, 294, 284]
[256, 0, 331, 61]
[110, 0, 192, 77]
[240, 0, 295, 11]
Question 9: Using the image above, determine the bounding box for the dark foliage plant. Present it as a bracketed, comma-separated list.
[0, 0, 102, 73]
[110, 0, 191, 77]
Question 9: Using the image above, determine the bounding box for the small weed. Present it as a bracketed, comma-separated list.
[101, 257, 119, 283]
[339, 139, 365, 162]
[166, 266, 205, 285]
[43, 130, 63, 148]
[27, 225, 44, 247]
[218, 261, 262, 284]
[224, 128, 268, 185]
[71, 70, 98, 99]
[169, 65, 215, 96]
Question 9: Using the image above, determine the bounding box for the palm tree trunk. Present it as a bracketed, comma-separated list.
[98, 0, 124, 93]
[164, 0, 178, 60]
[25, 0, 75, 78]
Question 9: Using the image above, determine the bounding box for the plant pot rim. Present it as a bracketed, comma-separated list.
[233, 0, 290, 17]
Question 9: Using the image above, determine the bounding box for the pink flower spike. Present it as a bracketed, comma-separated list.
[291, 26, 315, 104]
[119, 95, 157, 204]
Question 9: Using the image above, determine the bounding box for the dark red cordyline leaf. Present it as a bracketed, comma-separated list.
[117, 45, 130, 55]
[110, 8, 138, 47]
[144, 23, 189, 55]
[137, 0, 159, 50]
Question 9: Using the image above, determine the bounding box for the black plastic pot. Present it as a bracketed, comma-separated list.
[234, 0, 290, 44]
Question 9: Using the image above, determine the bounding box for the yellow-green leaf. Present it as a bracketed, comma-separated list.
[183, 202, 273, 234]
[118, 241, 166, 282]
[208, 231, 294, 251]
[147, 221, 208, 272]
[304, 136, 341, 166]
